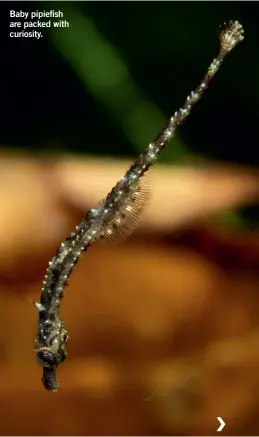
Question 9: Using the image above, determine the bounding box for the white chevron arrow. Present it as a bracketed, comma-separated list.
[217, 417, 225, 432]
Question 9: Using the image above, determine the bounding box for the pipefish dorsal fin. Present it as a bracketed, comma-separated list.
[99, 172, 151, 243]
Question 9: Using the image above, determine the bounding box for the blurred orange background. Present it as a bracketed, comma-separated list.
[1, 153, 259, 436]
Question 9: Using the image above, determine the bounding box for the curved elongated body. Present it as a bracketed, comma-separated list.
[33, 21, 244, 391]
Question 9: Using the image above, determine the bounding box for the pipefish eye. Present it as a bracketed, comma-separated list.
[36, 347, 58, 368]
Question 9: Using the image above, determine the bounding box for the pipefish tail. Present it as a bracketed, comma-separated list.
[32, 21, 244, 392]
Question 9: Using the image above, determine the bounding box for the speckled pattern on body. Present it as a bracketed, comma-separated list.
[32, 21, 244, 392]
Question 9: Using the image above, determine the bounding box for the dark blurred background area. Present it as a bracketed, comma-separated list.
[1, 1, 259, 436]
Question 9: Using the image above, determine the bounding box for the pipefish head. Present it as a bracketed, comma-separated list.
[36, 327, 68, 392]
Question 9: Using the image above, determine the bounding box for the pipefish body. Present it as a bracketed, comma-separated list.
[32, 21, 244, 392]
